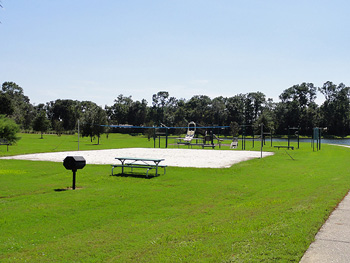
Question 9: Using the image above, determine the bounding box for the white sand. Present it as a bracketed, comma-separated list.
[0, 148, 273, 168]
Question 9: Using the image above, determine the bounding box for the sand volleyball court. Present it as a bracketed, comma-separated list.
[1, 148, 273, 168]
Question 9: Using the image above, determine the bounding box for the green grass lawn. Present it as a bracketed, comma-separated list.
[1, 133, 350, 262]
[0, 133, 156, 156]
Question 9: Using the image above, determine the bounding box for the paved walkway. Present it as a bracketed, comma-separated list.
[300, 191, 350, 262]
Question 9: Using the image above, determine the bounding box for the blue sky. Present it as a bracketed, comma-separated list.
[1, 0, 349, 106]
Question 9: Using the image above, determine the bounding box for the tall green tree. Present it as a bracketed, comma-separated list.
[276, 83, 317, 135]
[151, 91, 170, 125]
[210, 96, 227, 126]
[173, 98, 187, 127]
[319, 82, 350, 136]
[106, 95, 133, 125]
[0, 92, 14, 116]
[1, 82, 34, 129]
[81, 103, 107, 144]
[248, 92, 266, 122]
[244, 92, 266, 134]
[0, 115, 20, 143]
[47, 99, 80, 131]
[226, 94, 245, 126]
[128, 99, 148, 126]
[32, 108, 50, 139]
[185, 95, 212, 125]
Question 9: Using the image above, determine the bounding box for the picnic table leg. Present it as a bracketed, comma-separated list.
[155, 161, 160, 176]
[121, 160, 125, 174]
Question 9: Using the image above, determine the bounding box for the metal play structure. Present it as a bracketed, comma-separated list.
[183, 121, 196, 142]
[312, 127, 322, 151]
[96, 122, 326, 152]
[175, 122, 227, 149]
[240, 124, 273, 150]
[288, 127, 300, 149]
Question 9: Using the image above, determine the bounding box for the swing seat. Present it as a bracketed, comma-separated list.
[230, 138, 238, 149]
[184, 130, 195, 141]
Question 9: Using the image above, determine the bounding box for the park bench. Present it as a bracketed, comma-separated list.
[0, 139, 10, 151]
[274, 146, 294, 150]
[112, 157, 167, 177]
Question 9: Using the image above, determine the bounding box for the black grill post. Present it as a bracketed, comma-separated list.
[72, 170, 76, 190]
[63, 156, 86, 190]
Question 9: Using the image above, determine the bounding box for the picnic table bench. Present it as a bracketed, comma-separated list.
[274, 145, 294, 150]
[112, 157, 167, 177]
[0, 139, 10, 152]
[174, 137, 216, 149]
[201, 144, 215, 149]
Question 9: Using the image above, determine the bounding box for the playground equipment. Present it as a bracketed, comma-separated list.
[153, 125, 169, 148]
[213, 134, 224, 147]
[174, 122, 226, 149]
[99, 122, 231, 149]
[240, 124, 254, 150]
[288, 127, 300, 149]
[176, 122, 207, 147]
[184, 121, 196, 142]
[312, 127, 322, 151]
[240, 124, 272, 150]
[230, 138, 238, 149]
[99, 122, 323, 152]
[262, 131, 273, 147]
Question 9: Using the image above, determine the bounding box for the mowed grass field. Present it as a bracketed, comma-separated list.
[1, 133, 350, 262]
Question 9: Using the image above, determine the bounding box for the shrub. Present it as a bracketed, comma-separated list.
[0, 115, 20, 143]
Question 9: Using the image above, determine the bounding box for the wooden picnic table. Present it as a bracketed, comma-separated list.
[0, 139, 10, 152]
[112, 157, 166, 177]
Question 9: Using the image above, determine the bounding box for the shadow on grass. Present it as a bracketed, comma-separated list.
[54, 188, 69, 192]
[54, 187, 83, 191]
[110, 172, 158, 179]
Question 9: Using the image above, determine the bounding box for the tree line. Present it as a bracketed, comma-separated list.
[1, 81, 350, 142]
